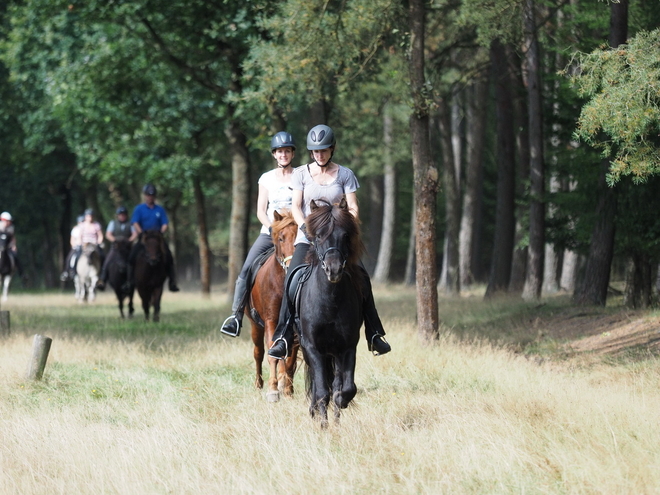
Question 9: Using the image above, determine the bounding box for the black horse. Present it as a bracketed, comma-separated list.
[0, 232, 16, 303]
[107, 239, 135, 318]
[296, 198, 365, 427]
[134, 230, 168, 322]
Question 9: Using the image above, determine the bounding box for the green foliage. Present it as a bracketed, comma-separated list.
[571, 29, 660, 185]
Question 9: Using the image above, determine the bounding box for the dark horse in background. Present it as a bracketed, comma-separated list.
[135, 230, 168, 322]
[296, 198, 364, 427]
[247, 210, 300, 402]
[107, 239, 135, 318]
[0, 232, 16, 303]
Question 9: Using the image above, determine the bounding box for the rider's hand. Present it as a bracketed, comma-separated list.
[300, 223, 309, 240]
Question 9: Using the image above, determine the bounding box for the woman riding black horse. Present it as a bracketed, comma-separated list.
[268, 125, 391, 360]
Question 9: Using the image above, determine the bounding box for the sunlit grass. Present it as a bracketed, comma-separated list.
[1, 287, 660, 493]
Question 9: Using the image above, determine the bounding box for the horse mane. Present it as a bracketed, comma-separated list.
[271, 209, 296, 238]
[305, 199, 364, 267]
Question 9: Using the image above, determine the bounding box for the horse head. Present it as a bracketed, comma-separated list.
[113, 239, 132, 258]
[141, 230, 166, 266]
[271, 210, 297, 273]
[81, 243, 101, 266]
[307, 197, 363, 283]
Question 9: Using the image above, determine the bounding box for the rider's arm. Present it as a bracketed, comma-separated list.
[160, 223, 168, 234]
[105, 222, 115, 243]
[345, 192, 359, 219]
[133, 222, 143, 235]
[291, 189, 305, 227]
[96, 225, 104, 244]
[256, 184, 270, 229]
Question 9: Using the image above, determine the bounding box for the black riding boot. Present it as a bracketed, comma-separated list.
[268, 243, 309, 360]
[220, 277, 248, 337]
[96, 258, 109, 291]
[360, 265, 391, 356]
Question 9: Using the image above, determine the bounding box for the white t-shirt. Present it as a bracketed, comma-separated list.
[258, 168, 294, 234]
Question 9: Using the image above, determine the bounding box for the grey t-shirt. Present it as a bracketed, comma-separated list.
[291, 163, 360, 218]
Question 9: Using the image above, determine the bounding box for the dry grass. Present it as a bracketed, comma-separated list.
[1, 288, 660, 494]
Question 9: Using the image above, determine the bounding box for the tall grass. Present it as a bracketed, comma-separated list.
[1, 288, 660, 494]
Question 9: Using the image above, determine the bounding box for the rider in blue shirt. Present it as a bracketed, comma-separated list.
[123, 184, 179, 292]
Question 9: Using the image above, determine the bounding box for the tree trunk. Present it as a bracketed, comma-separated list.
[521, 0, 545, 301]
[192, 174, 211, 296]
[404, 206, 416, 286]
[542, 176, 561, 295]
[373, 104, 397, 284]
[560, 250, 579, 293]
[623, 253, 652, 309]
[437, 97, 460, 295]
[365, 176, 383, 274]
[459, 75, 488, 290]
[225, 118, 251, 302]
[485, 40, 516, 298]
[509, 47, 530, 294]
[573, 0, 627, 306]
[409, 0, 439, 340]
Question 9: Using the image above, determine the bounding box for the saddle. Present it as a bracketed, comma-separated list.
[286, 263, 312, 343]
[245, 247, 276, 327]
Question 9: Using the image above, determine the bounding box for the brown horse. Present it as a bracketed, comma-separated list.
[247, 210, 300, 402]
[134, 230, 168, 322]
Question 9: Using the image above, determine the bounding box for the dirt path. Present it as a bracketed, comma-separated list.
[537, 307, 660, 356]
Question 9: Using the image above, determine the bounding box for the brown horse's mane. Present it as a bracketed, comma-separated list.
[305, 199, 364, 267]
[271, 209, 296, 238]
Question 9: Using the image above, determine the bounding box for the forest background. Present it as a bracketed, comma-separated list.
[2, 0, 660, 336]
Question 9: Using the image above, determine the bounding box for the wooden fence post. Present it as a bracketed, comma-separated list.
[0, 310, 9, 337]
[26, 334, 53, 381]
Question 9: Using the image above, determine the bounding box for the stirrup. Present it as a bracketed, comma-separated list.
[369, 334, 391, 356]
[268, 338, 288, 360]
[220, 315, 241, 337]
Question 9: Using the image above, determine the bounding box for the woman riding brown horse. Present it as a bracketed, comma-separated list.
[246, 210, 299, 402]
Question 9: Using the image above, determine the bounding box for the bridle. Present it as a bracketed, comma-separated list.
[314, 240, 347, 272]
[277, 254, 293, 273]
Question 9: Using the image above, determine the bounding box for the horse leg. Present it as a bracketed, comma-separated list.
[251, 322, 265, 390]
[332, 350, 358, 425]
[282, 344, 298, 397]
[152, 286, 163, 323]
[141, 292, 150, 321]
[306, 348, 330, 427]
[117, 291, 125, 318]
[1, 276, 9, 302]
[2, 276, 9, 302]
[128, 291, 135, 318]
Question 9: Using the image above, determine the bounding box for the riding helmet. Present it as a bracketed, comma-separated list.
[271, 131, 296, 151]
[77, 215, 85, 223]
[142, 183, 157, 196]
[116, 206, 128, 215]
[84, 208, 94, 216]
[306, 124, 336, 150]
[0, 212, 12, 221]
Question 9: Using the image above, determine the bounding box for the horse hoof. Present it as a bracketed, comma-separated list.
[266, 391, 280, 403]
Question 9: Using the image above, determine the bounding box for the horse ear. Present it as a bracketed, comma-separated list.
[310, 200, 319, 211]
[274, 210, 283, 222]
[339, 196, 348, 210]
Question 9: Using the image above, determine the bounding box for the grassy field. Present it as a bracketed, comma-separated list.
[2, 286, 660, 494]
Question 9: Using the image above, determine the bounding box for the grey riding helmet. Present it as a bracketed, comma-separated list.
[306, 125, 336, 150]
[271, 131, 296, 151]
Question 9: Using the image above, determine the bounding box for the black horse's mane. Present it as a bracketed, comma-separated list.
[305, 200, 364, 268]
